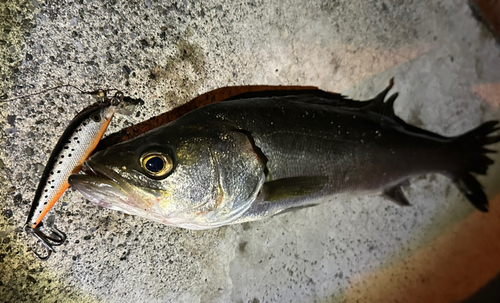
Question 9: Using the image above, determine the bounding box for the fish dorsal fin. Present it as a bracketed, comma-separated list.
[223, 89, 358, 107]
[232, 89, 379, 110]
[224, 79, 399, 115]
[222, 79, 410, 127]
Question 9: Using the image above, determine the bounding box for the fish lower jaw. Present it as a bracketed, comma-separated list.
[81, 194, 117, 211]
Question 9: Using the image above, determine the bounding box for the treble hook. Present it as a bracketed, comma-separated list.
[23, 223, 67, 261]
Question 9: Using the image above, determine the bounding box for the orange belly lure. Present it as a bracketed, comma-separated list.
[24, 92, 123, 260]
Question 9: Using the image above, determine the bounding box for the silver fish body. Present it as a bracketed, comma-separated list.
[69, 84, 500, 229]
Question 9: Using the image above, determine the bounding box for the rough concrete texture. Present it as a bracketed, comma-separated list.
[1, 0, 500, 302]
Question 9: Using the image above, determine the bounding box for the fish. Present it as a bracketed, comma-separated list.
[68, 80, 500, 230]
[24, 92, 122, 259]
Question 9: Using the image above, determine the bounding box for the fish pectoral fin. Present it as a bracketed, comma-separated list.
[261, 176, 328, 202]
[271, 204, 319, 217]
[382, 181, 411, 206]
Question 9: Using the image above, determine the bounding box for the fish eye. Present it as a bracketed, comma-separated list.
[92, 114, 101, 122]
[140, 152, 173, 177]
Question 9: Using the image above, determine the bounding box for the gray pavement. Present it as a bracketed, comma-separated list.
[1, 0, 500, 302]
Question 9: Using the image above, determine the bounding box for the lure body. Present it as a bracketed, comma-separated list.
[25, 99, 117, 229]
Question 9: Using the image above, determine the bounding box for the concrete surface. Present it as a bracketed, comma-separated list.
[1, 0, 500, 302]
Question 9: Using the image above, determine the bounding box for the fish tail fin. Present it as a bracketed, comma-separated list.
[451, 121, 500, 212]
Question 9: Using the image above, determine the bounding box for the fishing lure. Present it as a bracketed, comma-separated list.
[24, 91, 124, 260]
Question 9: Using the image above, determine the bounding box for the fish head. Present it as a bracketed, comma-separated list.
[69, 121, 266, 229]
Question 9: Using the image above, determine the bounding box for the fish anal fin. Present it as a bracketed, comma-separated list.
[262, 176, 328, 202]
[382, 181, 411, 206]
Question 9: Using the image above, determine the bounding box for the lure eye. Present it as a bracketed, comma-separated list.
[140, 152, 173, 177]
[92, 114, 101, 122]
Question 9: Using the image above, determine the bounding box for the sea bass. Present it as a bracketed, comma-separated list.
[69, 81, 500, 230]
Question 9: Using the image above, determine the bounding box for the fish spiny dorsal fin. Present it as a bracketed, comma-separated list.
[222, 79, 399, 113]
[224, 89, 366, 109]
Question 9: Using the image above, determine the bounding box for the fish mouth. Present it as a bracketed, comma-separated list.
[69, 159, 205, 228]
[68, 159, 156, 215]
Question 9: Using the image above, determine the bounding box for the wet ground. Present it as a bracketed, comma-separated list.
[1, 0, 500, 302]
